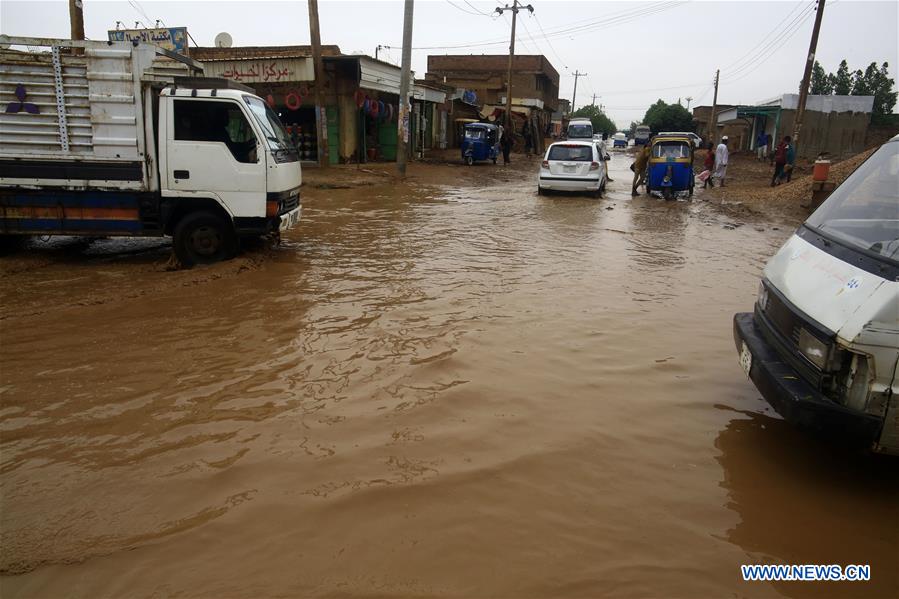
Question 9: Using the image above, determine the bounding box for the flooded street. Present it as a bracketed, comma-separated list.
[1, 154, 896, 598]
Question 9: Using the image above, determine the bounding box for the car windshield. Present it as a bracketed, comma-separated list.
[568, 124, 592, 138]
[805, 141, 899, 266]
[548, 145, 593, 161]
[465, 129, 485, 140]
[243, 95, 292, 151]
[652, 142, 690, 158]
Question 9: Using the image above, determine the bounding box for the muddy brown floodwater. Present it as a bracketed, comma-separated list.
[1, 154, 897, 599]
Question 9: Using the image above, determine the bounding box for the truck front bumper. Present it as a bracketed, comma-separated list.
[732, 312, 883, 446]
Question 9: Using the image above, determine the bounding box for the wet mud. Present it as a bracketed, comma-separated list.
[1, 153, 896, 598]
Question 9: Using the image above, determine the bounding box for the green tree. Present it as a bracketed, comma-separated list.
[829, 59, 852, 95]
[569, 104, 617, 136]
[850, 67, 871, 96]
[642, 99, 694, 133]
[870, 62, 898, 122]
[628, 121, 639, 137]
[809, 61, 832, 94]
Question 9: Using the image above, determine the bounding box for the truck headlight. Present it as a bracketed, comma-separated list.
[798, 328, 828, 370]
[757, 281, 769, 312]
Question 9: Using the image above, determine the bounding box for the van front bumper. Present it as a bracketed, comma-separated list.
[732, 312, 883, 445]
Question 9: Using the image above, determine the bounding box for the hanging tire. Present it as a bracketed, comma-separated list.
[173, 210, 237, 267]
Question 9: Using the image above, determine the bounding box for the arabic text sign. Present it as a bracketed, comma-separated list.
[203, 58, 314, 83]
[108, 27, 189, 54]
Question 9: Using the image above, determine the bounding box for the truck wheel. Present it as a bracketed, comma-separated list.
[0, 235, 29, 254]
[173, 211, 237, 267]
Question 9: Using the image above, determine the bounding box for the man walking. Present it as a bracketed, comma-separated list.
[713, 136, 729, 187]
[703, 141, 715, 188]
[756, 129, 768, 161]
[771, 135, 794, 186]
[501, 128, 512, 165]
[631, 143, 651, 196]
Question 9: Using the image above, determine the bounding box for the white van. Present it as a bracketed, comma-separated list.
[734, 135, 899, 454]
[566, 118, 593, 140]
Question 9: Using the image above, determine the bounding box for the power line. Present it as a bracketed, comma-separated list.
[463, 0, 493, 16]
[722, 3, 815, 79]
[721, 1, 806, 73]
[532, 12, 567, 71]
[387, 0, 684, 51]
[445, 0, 489, 17]
[721, 5, 817, 83]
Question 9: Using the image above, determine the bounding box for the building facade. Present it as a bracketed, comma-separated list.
[425, 54, 560, 152]
[191, 45, 446, 163]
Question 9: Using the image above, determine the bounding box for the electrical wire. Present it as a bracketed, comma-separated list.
[445, 0, 489, 17]
[722, 3, 815, 79]
[463, 0, 493, 16]
[532, 12, 568, 71]
[387, 0, 684, 51]
[721, 4, 817, 82]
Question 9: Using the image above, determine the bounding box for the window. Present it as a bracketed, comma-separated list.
[805, 141, 899, 265]
[652, 141, 690, 159]
[464, 128, 485, 140]
[173, 99, 257, 163]
[548, 144, 593, 161]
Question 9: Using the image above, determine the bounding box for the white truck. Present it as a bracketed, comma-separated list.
[0, 37, 301, 266]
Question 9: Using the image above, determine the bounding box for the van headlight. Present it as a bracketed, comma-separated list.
[757, 281, 769, 311]
[798, 328, 829, 370]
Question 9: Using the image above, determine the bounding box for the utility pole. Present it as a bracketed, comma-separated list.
[69, 0, 84, 55]
[793, 0, 826, 153]
[308, 0, 329, 168]
[685, 96, 693, 110]
[69, 0, 84, 40]
[591, 93, 597, 106]
[709, 69, 720, 145]
[495, 1, 533, 129]
[396, 0, 414, 176]
[375, 44, 383, 60]
[571, 70, 587, 112]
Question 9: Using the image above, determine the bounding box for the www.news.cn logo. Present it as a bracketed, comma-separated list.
[742, 564, 871, 582]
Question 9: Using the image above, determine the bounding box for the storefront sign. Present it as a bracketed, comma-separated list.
[203, 58, 314, 83]
[108, 27, 188, 54]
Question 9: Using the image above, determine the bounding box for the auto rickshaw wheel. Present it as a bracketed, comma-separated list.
[465, 156, 474, 166]
[663, 187, 673, 201]
[492, 157, 497, 164]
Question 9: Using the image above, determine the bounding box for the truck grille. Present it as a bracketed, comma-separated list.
[280, 192, 300, 214]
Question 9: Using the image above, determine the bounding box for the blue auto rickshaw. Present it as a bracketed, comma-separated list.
[461, 123, 499, 165]
[647, 135, 695, 199]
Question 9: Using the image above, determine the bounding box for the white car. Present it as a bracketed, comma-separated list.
[538, 141, 609, 198]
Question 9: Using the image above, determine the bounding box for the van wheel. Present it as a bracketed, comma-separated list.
[173, 211, 237, 267]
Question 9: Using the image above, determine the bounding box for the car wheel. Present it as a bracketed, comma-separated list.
[173, 210, 237, 268]
[537, 186, 546, 196]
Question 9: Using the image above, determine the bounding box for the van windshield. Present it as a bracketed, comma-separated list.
[568, 124, 592, 138]
[805, 141, 899, 266]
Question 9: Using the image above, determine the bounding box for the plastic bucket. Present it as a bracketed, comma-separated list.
[813, 159, 831, 181]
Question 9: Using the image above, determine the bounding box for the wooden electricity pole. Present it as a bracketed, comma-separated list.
[69, 0, 85, 40]
[793, 0, 826, 152]
[396, 0, 414, 176]
[708, 69, 720, 145]
[571, 70, 587, 112]
[307, 0, 329, 168]
[495, 1, 533, 129]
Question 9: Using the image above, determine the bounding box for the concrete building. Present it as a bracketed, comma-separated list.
[551, 99, 571, 138]
[425, 54, 560, 151]
[709, 94, 875, 159]
[191, 45, 448, 163]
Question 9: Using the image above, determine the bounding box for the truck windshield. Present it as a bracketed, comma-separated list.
[805, 141, 899, 266]
[568, 124, 592, 138]
[243, 96, 293, 152]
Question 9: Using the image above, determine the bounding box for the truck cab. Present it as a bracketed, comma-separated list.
[0, 37, 301, 266]
[157, 81, 301, 263]
[733, 135, 899, 454]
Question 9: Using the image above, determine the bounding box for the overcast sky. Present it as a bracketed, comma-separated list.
[2, 0, 896, 128]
